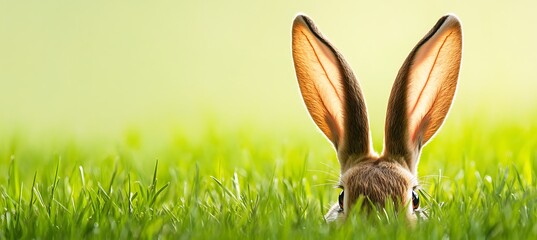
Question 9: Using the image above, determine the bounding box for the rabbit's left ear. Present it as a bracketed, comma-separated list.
[383, 14, 462, 173]
[292, 15, 372, 170]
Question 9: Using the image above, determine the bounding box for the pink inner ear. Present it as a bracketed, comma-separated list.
[405, 23, 460, 146]
[324, 114, 340, 148]
[309, 33, 345, 136]
[407, 32, 450, 127]
[292, 24, 344, 145]
[382, 14, 461, 173]
[412, 113, 431, 147]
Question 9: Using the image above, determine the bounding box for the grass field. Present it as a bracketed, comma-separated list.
[1, 117, 537, 239]
[2, 1, 537, 239]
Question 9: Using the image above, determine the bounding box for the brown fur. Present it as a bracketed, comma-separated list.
[385, 15, 462, 173]
[342, 158, 414, 211]
[291, 14, 462, 222]
[292, 16, 372, 167]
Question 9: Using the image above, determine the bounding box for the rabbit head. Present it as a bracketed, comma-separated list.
[291, 14, 462, 222]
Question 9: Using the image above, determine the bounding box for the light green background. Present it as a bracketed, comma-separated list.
[1, 1, 535, 139]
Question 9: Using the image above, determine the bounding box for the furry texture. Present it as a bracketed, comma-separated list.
[291, 14, 462, 222]
[292, 16, 372, 170]
[385, 15, 462, 173]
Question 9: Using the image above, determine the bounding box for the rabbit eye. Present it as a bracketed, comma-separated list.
[411, 190, 419, 210]
[338, 190, 344, 212]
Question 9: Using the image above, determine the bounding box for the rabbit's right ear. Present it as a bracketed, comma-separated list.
[292, 15, 372, 170]
[384, 15, 462, 173]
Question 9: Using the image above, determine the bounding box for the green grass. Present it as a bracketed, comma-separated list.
[1, 119, 537, 239]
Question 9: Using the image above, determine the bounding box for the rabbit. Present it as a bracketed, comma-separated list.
[291, 13, 462, 222]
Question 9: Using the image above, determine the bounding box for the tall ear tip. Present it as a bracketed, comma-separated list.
[293, 13, 310, 29]
[292, 14, 318, 40]
[442, 13, 463, 31]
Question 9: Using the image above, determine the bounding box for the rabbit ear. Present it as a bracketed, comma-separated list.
[292, 15, 372, 169]
[383, 14, 462, 173]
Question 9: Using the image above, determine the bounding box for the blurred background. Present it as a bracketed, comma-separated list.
[0, 1, 536, 146]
